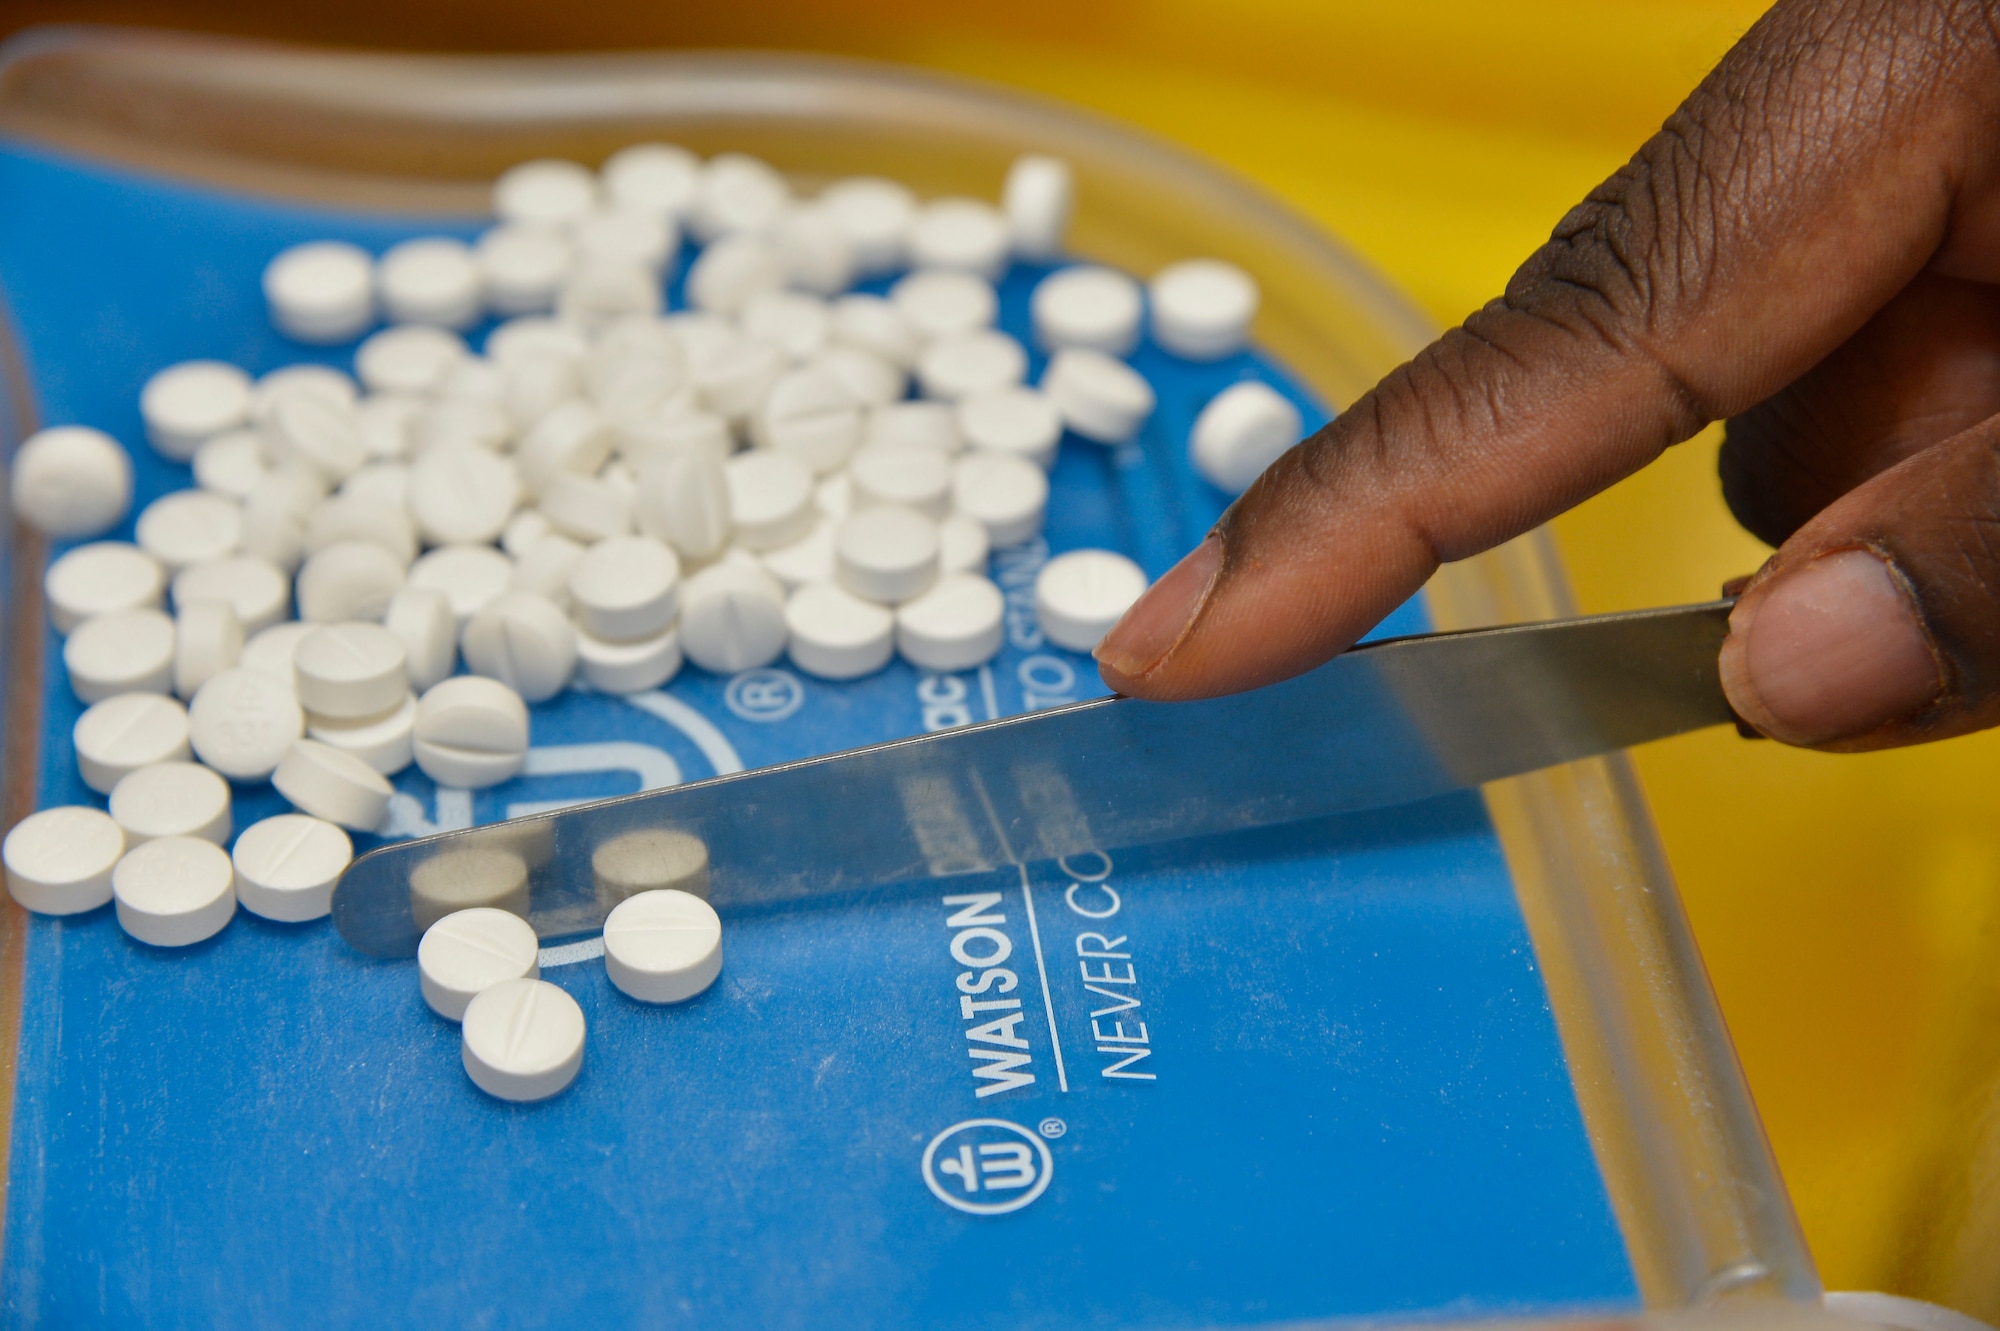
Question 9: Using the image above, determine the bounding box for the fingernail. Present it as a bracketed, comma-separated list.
[1721, 547, 1941, 745]
[1094, 535, 1223, 677]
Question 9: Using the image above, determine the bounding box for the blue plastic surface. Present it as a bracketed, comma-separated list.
[0, 140, 1638, 1328]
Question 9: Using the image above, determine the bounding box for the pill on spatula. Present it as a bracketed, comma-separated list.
[461, 977, 585, 1102]
[419, 907, 541, 1021]
[231, 814, 352, 922]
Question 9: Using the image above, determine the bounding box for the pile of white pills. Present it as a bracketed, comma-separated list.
[2, 139, 1296, 1101]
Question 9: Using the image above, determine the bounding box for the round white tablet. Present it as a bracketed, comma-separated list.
[354, 324, 466, 396]
[760, 518, 837, 591]
[821, 176, 916, 277]
[591, 829, 710, 906]
[74, 692, 192, 794]
[773, 202, 858, 296]
[500, 509, 554, 561]
[506, 532, 584, 609]
[383, 586, 458, 691]
[109, 760, 231, 846]
[231, 813, 352, 922]
[603, 142, 700, 220]
[938, 511, 991, 577]
[192, 428, 266, 500]
[1189, 381, 1304, 494]
[293, 621, 408, 719]
[187, 667, 306, 781]
[575, 621, 683, 694]
[916, 330, 1028, 402]
[413, 676, 530, 789]
[849, 445, 952, 518]
[784, 581, 894, 680]
[461, 592, 578, 702]
[238, 621, 316, 685]
[723, 452, 815, 552]
[834, 506, 940, 605]
[741, 288, 833, 361]
[1042, 348, 1156, 444]
[303, 492, 417, 566]
[140, 361, 252, 461]
[251, 364, 359, 426]
[409, 845, 531, 933]
[263, 240, 376, 343]
[615, 406, 730, 471]
[494, 158, 598, 229]
[952, 452, 1050, 547]
[339, 460, 413, 509]
[461, 977, 585, 1102]
[238, 466, 327, 572]
[1032, 266, 1143, 355]
[685, 232, 784, 316]
[1034, 549, 1150, 652]
[295, 540, 406, 623]
[865, 403, 961, 459]
[567, 535, 680, 641]
[689, 152, 791, 242]
[486, 316, 589, 370]
[5, 806, 123, 915]
[831, 293, 921, 368]
[633, 451, 732, 561]
[603, 889, 723, 1004]
[909, 198, 1011, 278]
[45, 542, 164, 633]
[65, 608, 175, 703]
[407, 544, 514, 628]
[889, 269, 997, 342]
[753, 368, 862, 475]
[477, 224, 572, 317]
[10, 426, 132, 539]
[112, 836, 236, 947]
[419, 907, 542, 1021]
[308, 691, 416, 776]
[171, 556, 289, 635]
[516, 399, 613, 487]
[272, 738, 393, 831]
[957, 386, 1062, 468]
[678, 563, 788, 674]
[135, 490, 243, 573]
[408, 444, 519, 548]
[1150, 259, 1259, 360]
[692, 336, 786, 424]
[896, 573, 1007, 672]
[1003, 154, 1073, 259]
[266, 392, 367, 485]
[173, 599, 244, 701]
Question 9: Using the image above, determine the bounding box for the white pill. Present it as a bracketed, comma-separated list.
[741, 289, 832, 362]
[500, 509, 554, 561]
[173, 599, 243, 701]
[4, 806, 122, 915]
[1032, 265, 1143, 355]
[110, 760, 231, 845]
[562, 534, 678, 642]
[689, 152, 792, 242]
[507, 532, 585, 609]
[536, 471, 631, 543]
[809, 345, 904, 408]
[414, 676, 530, 789]
[785, 581, 893, 680]
[835, 506, 940, 605]
[678, 562, 788, 674]
[821, 176, 916, 277]
[1189, 380, 1304, 494]
[896, 572, 1006, 672]
[112, 836, 236, 947]
[1035, 549, 1150, 652]
[615, 407, 731, 471]
[308, 692, 416, 776]
[461, 592, 577, 702]
[850, 445, 953, 518]
[516, 400, 614, 488]
[633, 451, 731, 561]
[494, 159, 598, 229]
[917, 330, 1028, 402]
[10, 426, 132, 539]
[263, 241, 376, 343]
[238, 622, 315, 685]
[866, 402, 962, 457]
[461, 977, 585, 1102]
[192, 428, 265, 500]
[1004, 154, 1074, 259]
[575, 620, 683, 693]
[296, 540, 406, 623]
[952, 452, 1050, 547]
[692, 336, 786, 424]
[45, 541, 163, 633]
[293, 621, 408, 719]
[304, 492, 417, 566]
[1042, 348, 1156, 444]
[477, 224, 572, 317]
[354, 324, 466, 396]
[238, 466, 327, 573]
[340, 460, 413, 510]
[760, 518, 837, 591]
[909, 198, 1011, 278]
[603, 142, 700, 220]
[957, 386, 1062, 468]
[135, 490, 242, 573]
[383, 586, 458, 692]
[752, 368, 863, 475]
[890, 269, 997, 342]
[685, 232, 783, 316]
[773, 204, 858, 297]
[410, 846, 531, 933]
[419, 907, 542, 1021]
[65, 608, 174, 703]
[251, 364, 359, 427]
[408, 544, 514, 627]
[1150, 258, 1259, 360]
[231, 814, 351, 923]
[574, 207, 677, 276]
[715, 455, 810, 554]
[831, 293, 921, 368]
[603, 889, 722, 1004]
[140, 361, 252, 461]
[74, 692, 191, 794]
[266, 394, 368, 486]
[272, 738, 392, 831]
[187, 666, 305, 780]
[592, 829, 709, 906]
[408, 445, 519, 548]
[938, 511, 991, 577]
[556, 260, 662, 331]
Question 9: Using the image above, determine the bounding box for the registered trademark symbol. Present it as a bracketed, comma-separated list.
[1037, 1117, 1067, 1139]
